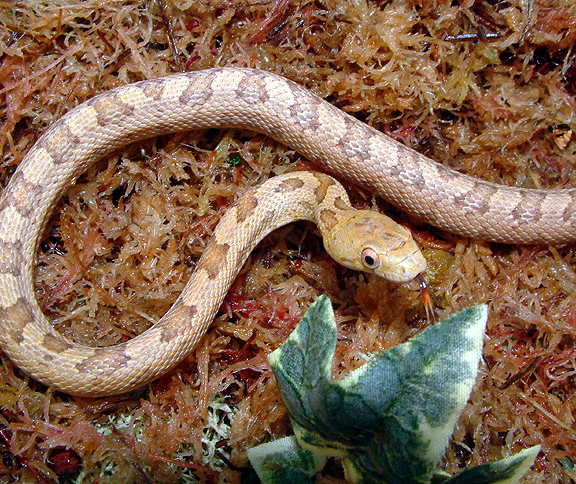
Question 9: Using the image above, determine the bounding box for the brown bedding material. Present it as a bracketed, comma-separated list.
[0, 1, 575, 482]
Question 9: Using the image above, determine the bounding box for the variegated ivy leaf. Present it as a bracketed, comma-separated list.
[247, 436, 327, 484]
[268, 296, 488, 484]
[434, 445, 541, 484]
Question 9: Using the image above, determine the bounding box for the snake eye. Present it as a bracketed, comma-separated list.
[361, 248, 380, 270]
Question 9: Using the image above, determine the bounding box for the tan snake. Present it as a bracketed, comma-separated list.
[0, 67, 574, 396]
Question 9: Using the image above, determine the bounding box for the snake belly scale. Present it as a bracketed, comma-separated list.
[0, 67, 574, 396]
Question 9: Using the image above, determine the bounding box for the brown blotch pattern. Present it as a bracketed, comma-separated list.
[91, 92, 136, 127]
[468, 191, 493, 216]
[197, 243, 230, 280]
[179, 75, 215, 107]
[41, 352, 54, 363]
[340, 116, 372, 162]
[276, 177, 305, 193]
[313, 176, 336, 204]
[236, 73, 270, 105]
[319, 208, 339, 231]
[142, 78, 167, 101]
[334, 196, 350, 211]
[235, 194, 259, 223]
[0, 171, 44, 218]
[561, 195, 576, 223]
[450, 189, 476, 209]
[392, 144, 426, 188]
[0, 298, 35, 344]
[42, 333, 73, 352]
[75, 347, 132, 374]
[160, 304, 197, 343]
[37, 120, 82, 165]
[453, 186, 493, 216]
[0, 239, 24, 275]
[511, 192, 543, 223]
[289, 100, 321, 132]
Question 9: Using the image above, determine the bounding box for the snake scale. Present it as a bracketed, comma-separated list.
[0, 67, 574, 396]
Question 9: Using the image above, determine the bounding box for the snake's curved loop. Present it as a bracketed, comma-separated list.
[0, 170, 425, 396]
[0, 67, 573, 395]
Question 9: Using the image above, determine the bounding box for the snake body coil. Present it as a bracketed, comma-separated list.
[0, 68, 574, 396]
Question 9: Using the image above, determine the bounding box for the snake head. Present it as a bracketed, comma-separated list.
[322, 210, 426, 283]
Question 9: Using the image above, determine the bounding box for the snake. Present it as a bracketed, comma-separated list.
[0, 67, 574, 396]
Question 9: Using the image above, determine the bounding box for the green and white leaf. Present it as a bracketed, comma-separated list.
[268, 296, 489, 483]
[262, 296, 537, 484]
[247, 436, 327, 484]
[435, 445, 541, 484]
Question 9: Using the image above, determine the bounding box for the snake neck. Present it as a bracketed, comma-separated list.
[0, 171, 354, 396]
